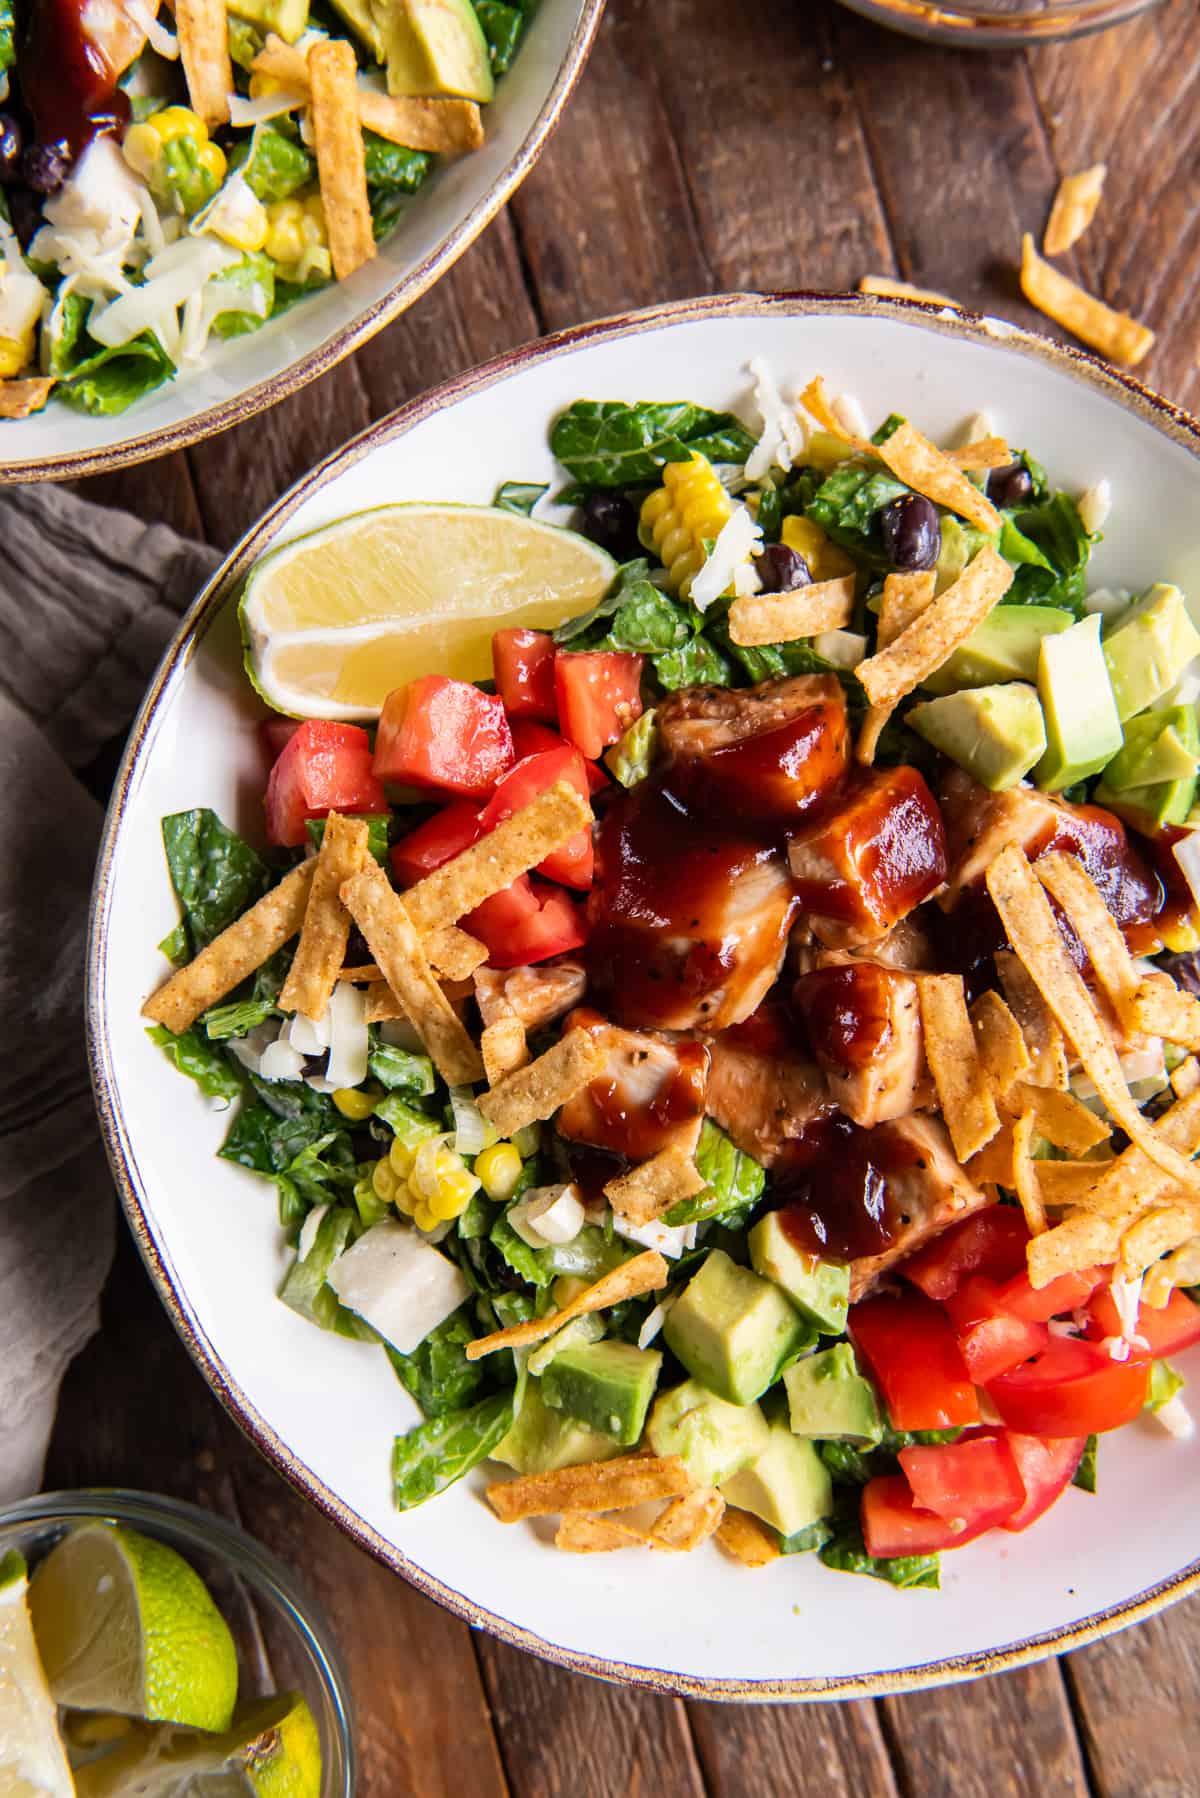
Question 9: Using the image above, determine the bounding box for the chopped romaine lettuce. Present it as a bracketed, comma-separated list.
[494, 480, 550, 517]
[306, 812, 390, 864]
[664, 1120, 765, 1227]
[147, 1024, 242, 1103]
[819, 1521, 940, 1590]
[1072, 1433, 1099, 1492]
[386, 1305, 490, 1417]
[550, 400, 757, 490]
[160, 809, 272, 958]
[202, 996, 277, 1040]
[392, 1389, 515, 1509]
[606, 708, 658, 788]
[474, 0, 527, 72]
[368, 1040, 436, 1095]
[234, 123, 313, 203]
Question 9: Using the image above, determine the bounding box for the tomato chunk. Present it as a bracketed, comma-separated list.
[999, 1432, 1086, 1531]
[956, 1308, 1050, 1386]
[850, 1289, 980, 1431]
[902, 1207, 1030, 1302]
[493, 628, 558, 721]
[996, 1265, 1105, 1324]
[861, 1472, 1011, 1558]
[389, 800, 482, 887]
[987, 1336, 1149, 1436]
[467, 875, 588, 968]
[555, 650, 644, 760]
[898, 1434, 1024, 1529]
[260, 717, 299, 762]
[264, 720, 386, 847]
[511, 718, 609, 793]
[374, 676, 513, 797]
[480, 746, 594, 889]
[1087, 1284, 1200, 1357]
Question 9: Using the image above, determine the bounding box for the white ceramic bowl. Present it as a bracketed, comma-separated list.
[2, 0, 602, 483]
[90, 294, 1200, 1698]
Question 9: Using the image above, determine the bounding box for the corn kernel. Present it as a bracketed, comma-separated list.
[152, 105, 208, 145]
[0, 335, 28, 377]
[198, 140, 228, 189]
[122, 121, 162, 183]
[248, 73, 284, 99]
[780, 514, 856, 582]
[389, 1137, 416, 1178]
[639, 452, 733, 598]
[264, 197, 306, 266]
[393, 1179, 415, 1217]
[475, 1142, 523, 1203]
[412, 1200, 439, 1233]
[1161, 915, 1200, 954]
[372, 1159, 399, 1202]
[333, 1087, 376, 1121]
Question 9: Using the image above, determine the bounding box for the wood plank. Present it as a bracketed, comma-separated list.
[882, 1662, 1089, 1797]
[1064, 1598, 1200, 1797]
[475, 1633, 705, 1798]
[688, 1697, 898, 1798]
[71, 452, 205, 541]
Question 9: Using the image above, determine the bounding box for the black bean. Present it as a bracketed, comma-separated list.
[0, 115, 23, 183]
[754, 543, 811, 593]
[21, 140, 69, 195]
[987, 462, 1034, 509]
[6, 188, 40, 249]
[579, 491, 642, 562]
[880, 493, 940, 571]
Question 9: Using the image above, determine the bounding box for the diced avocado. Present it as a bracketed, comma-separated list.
[721, 1417, 834, 1538]
[1103, 585, 1200, 722]
[748, 1211, 849, 1334]
[783, 1343, 884, 1446]
[1103, 705, 1200, 792]
[1093, 772, 1197, 833]
[908, 682, 1046, 791]
[540, 1341, 662, 1447]
[491, 1375, 621, 1475]
[645, 1379, 770, 1487]
[227, 0, 309, 40]
[922, 604, 1073, 696]
[325, 0, 386, 57]
[663, 1249, 810, 1406]
[385, 0, 495, 102]
[1033, 613, 1123, 791]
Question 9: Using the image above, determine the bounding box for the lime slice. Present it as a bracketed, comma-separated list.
[70, 1692, 322, 1798]
[0, 1548, 75, 1798]
[28, 1525, 238, 1734]
[239, 503, 617, 719]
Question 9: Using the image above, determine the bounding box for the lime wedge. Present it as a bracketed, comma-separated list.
[28, 1525, 237, 1734]
[0, 1548, 75, 1798]
[71, 1692, 322, 1798]
[239, 503, 616, 719]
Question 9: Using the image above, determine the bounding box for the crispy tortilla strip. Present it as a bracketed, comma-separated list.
[466, 1250, 669, 1362]
[858, 274, 959, 307]
[1035, 850, 1139, 1025]
[967, 1118, 1017, 1190]
[308, 39, 375, 281]
[715, 1508, 781, 1569]
[1131, 974, 1200, 1051]
[477, 1029, 605, 1137]
[877, 421, 1002, 535]
[996, 950, 1068, 1090]
[1012, 1081, 1110, 1155]
[918, 974, 1001, 1161]
[486, 1451, 689, 1522]
[1143, 1234, 1200, 1308]
[604, 1145, 707, 1226]
[987, 845, 1200, 1195]
[798, 376, 873, 453]
[340, 860, 482, 1085]
[1044, 164, 1107, 258]
[481, 1016, 529, 1086]
[338, 962, 384, 983]
[1172, 1056, 1200, 1100]
[950, 437, 1012, 472]
[425, 924, 488, 982]
[253, 37, 483, 154]
[1011, 1109, 1047, 1236]
[279, 814, 368, 1019]
[143, 861, 314, 1034]
[0, 376, 54, 418]
[175, 0, 232, 127]
[364, 979, 404, 1024]
[728, 576, 855, 646]
[404, 781, 591, 935]
[855, 547, 1012, 711]
[650, 1487, 726, 1553]
[1119, 1205, 1200, 1279]
[857, 570, 937, 765]
[1036, 1160, 1108, 1207]
[555, 1513, 649, 1553]
[1020, 234, 1154, 369]
[971, 990, 1032, 1100]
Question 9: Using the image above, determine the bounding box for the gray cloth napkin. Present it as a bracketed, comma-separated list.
[0, 484, 218, 1501]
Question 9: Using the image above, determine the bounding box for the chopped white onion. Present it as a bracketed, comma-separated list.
[744, 354, 807, 482]
[637, 1301, 670, 1349]
[832, 391, 870, 440]
[614, 1214, 697, 1260]
[227, 87, 308, 127]
[323, 980, 370, 1090]
[689, 504, 763, 613]
[1077, 478, 1112, 536]
[1154, 1393, 1195, 1439]
[450, 1086, 491, 1157]
[297, 1203, 329, 1263]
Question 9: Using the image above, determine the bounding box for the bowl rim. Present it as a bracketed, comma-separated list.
[88, 289, 1200, 1700]
[1, 0, 606, 486]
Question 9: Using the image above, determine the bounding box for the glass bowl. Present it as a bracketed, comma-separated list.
[0, 1489, 354, 1797]
[834, 0, 1165, 46]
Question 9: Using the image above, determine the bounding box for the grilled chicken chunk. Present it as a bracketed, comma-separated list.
[474, 959, 587, 1031]
[846, 1115, 991, 1298]
[557, 1008, 710, 1161]
[792, 961, 931, 1128]
[788, 765, 947, 948]
[704, 1000, 832, 1165]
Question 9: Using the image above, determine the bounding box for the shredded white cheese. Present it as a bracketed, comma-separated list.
[614, 1214, 697, 1260]
[1077, 478, 1112, 536]
[258, 1038, 307, 1083]
[832, 391, 870, 441]
[689, 503, 763, 613]
[1174, 831, 1200, 915]
[744, 354, 807, 482]
[227, 88, 308, 127]
[297, 1203, 329, 1262]
[327, 1220, 469, 1354]
[1154, 1393, 1195, 1439]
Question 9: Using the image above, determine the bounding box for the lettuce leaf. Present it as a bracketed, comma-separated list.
[664, 1120, 764, 1227]
[147, 1024, 242, 1103]
[819, 1521, 940, 1590]
[550, 400, 757, 489]
[234, 123, 312, 202]
[392, 1389, 515, 1509]
[386, 1305, 489, 1417]
[494, 480, 549, 517]
[160, 809, 272, 958]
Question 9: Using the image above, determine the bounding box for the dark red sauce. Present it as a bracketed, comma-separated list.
[684, 698, 849, 830]
[788, 765, 947, 933]
[559, 1008, 709, 1161]
[1037, 803, 1162, 931]
[21, 0, 130, 160]
[792, 962, 895, 1072]
[772, 1116, 922, 1260]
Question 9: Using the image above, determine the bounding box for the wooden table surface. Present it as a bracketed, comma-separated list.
[56, 0, 1200, 1788]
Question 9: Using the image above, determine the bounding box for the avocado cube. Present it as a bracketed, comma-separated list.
[748, 1212, 850, 1334]
[1033, 613, 1123, 791]
[540, 1341, 662, 1447]
[1103, 585, 1200, 722]
[326, 0, 386, 56]
[384, 0, 495, 102]
[663, 1249, 810, 1406]
[721, 1419, 834, 1538]
[1103, 705, 1200, 792]
[646, 1379, 769, 1487]
[908, 682, 1047, 792]
[491, 1376, 622, 1475]
[227, 0, 309, 41]
[921, 603, 1074, 696]
[784, 1343, 884, 1446]
[1094, 771, 1198, 833]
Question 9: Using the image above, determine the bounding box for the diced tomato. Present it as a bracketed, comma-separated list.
[998, 1432, 1086, 1532]
[480, 746, 594, 889]
[956, 1308, 1050, 1386]
[861, 1472, 1013, 1558]
[493, 628, 558, 721]
[264, 720, 386, 847]
[987, 1336, 1149, 1436]
[902, 1208, 1030, 1302]
[467, 875, 588, 968]
[511, 719, 609, 793]
[1087, 1284, 1200, 1357]
[555, 650, 644, 761]
[898, 1434, 1025, 1529]
[373, 676, 513, 797]
[260, 717, 300, 762]
[850, 1289, 980, 1431]
[389, 800, 482, 887]
[996, 1265, 1106, 1324]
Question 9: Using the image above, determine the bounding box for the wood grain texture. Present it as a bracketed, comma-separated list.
[882, 1663, 1089, 1798]
[689, 1696, 899, 1797]
[1065, 1603, 1200, 1798]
